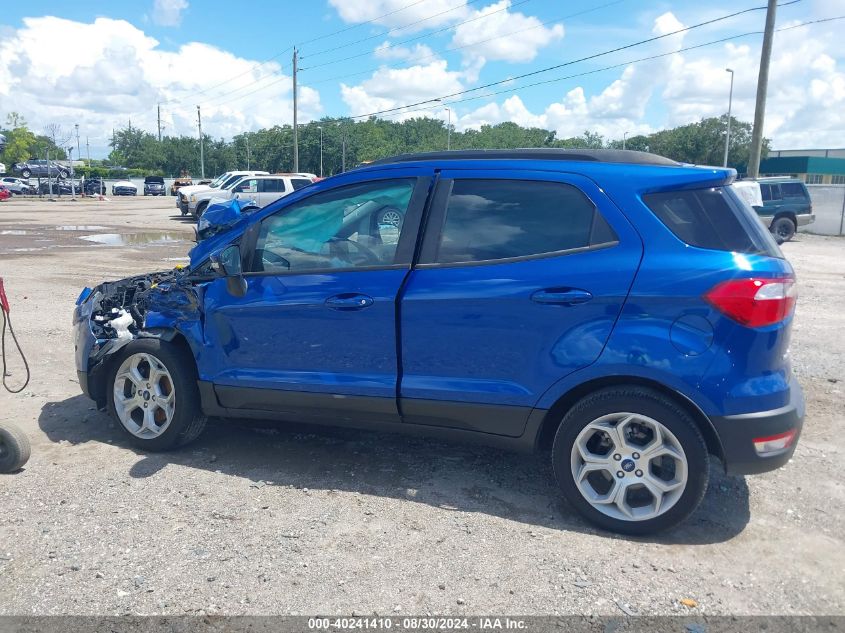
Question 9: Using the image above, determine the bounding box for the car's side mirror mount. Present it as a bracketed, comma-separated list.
[210, 244, 247, 298]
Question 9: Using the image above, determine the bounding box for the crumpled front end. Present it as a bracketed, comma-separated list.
[73, 269, 203, 408]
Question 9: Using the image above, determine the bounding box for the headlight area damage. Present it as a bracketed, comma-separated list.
[74, 268, 204, 409]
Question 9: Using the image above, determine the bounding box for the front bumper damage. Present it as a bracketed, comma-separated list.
[73, 269, 203, 408]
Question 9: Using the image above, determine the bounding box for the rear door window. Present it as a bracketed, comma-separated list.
[779, 182, 808, 199]
[260, 179, 287, 193]
[644, 187, 782, 257]
[429, 179, 616, 265]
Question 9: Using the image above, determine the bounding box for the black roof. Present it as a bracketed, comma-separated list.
[367, 148, 678, 167]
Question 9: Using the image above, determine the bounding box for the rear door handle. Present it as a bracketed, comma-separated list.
[325, 293, 374, 311]
[531, 288, 593, 305]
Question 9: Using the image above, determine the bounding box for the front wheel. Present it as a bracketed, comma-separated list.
[21, 169, 31, 178]
[552, 386, 709, 535]
[107, 339, 207, 451]
[771, 216, 796, 242]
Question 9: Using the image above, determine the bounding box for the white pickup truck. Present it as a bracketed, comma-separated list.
[177, 170, 268, 216]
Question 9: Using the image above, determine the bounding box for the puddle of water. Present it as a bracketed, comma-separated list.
[0, 230, 29, 235]
[80, 232, 185, 246]
[55, 225, 108, 231]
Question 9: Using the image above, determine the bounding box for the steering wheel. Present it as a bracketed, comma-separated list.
[327, 237, 381, 265]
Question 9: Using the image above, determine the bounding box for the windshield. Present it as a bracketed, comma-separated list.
[208, 173, 230, 188]
[223, 176, 248, 190]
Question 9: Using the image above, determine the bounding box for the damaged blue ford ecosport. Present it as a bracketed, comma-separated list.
[73, 149, 804, 534]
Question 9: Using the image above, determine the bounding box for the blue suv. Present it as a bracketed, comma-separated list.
[73, 150, 804, 534]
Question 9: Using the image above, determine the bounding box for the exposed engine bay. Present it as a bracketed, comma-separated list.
[86, 269, 190, 341]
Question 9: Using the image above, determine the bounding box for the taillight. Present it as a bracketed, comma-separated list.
[704, 277, 797, 327]
[753, 429, 797, 456]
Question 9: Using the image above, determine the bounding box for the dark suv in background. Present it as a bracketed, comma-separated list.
[13, 159, 69, 180]
[144, 176, 166, 196]
[757, 178, 815, 241]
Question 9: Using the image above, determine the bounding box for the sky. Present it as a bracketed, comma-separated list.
[0, 0, 843, 159]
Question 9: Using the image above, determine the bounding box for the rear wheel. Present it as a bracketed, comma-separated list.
[771, 216, 796, 242]
[107, 339, 207, 451]
[21, 169, 31, 178]
[552, 386, 709, 535]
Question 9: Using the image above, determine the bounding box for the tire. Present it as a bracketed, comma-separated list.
[21, 169, 31, 178]
[58, 170, 68, 180]
[0, 423, 31, 473]
[379, 207, 403, 229]
[552, 386, 709, 535]
[195, 201, 208, 218]
[771, 216, 796, 242]
[106, 338, 207, 451]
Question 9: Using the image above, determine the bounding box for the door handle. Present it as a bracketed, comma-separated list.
[531, 288, 593, 306]
[325, 293, 374, 311]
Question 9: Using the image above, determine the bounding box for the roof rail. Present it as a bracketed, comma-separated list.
[366, 148, 679, 167]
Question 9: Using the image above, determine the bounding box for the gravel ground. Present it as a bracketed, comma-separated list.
[0, 197, 843, 616]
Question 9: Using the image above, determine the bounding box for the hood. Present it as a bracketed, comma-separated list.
[178, 184, 214, 197]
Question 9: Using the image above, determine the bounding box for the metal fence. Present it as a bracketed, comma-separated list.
[807, 185, 845, 236]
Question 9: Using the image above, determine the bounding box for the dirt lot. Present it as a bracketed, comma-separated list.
[0, 196, 843, 616]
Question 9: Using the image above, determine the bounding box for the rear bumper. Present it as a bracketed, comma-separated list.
[797, 213, 815, 227]
[710, 377, 805, 475]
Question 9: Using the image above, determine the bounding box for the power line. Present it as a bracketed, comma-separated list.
[296, 0, 431, 48]
[370, 14, 842, 123]
[300, 0, 487, 62]
[301, 0, 529, 70]
[341, 0, 803, 121]
[303, 0, 626, 87]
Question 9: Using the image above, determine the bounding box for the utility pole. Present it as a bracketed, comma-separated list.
[86, 137, 90, 170]
[292, 48, 299, 173]
[68, 147, 77, 201]
[445, 108, 451, 150]
[74, 124, 81, 166]
[748, 0, 777, 179]
[341, 121, 347, 173]
[197, 105, 205, 178]
[246, 135, 251, 170]
[723, 68, 735, 168]
[318, 126, 323, 177]
[623, 131, 628, 150]
[157, 104, 162, 142]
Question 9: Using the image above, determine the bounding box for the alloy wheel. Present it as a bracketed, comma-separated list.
[112, 353, 176, 439]
[380, 209, 402, 227]
[570, 412, 688, 522]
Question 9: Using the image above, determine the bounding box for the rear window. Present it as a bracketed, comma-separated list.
[291, 178, 313, 190]
[433, 179, 617, 264]
[644, 187, 782, 258]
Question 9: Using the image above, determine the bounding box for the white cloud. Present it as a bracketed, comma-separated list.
[0, 17, 322, 156]
[328, 0, 469, 31]
[152, 0, 188, 27]
[373, 41, 436, 64]
[341, 58, 466, 119]
[451, 0, 564, 64]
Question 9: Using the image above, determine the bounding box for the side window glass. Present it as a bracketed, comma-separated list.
[239, 179, 258, 193]
[253, 178, 416, 273]
[434, 179, 614, 264]
[291, 179, 312, 190]
[779, 182, 806, 198]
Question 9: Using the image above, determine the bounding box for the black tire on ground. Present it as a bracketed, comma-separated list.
[21, 169, 31, 178]
[106, 338, 207, 451]
[0, 422, 31, 473]
[195, 201, 208, 218]
[771, 216, 796, 242]
[552, 386, 709, 535]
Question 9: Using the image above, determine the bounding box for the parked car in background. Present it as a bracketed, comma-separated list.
[74, 149, 804, 535]
[222, 174, 315, 210]
[13, 159, 69, 180]
[1, 177, 37, 195]
[143, 176, 166, 196]
[756, 177, 815, 242]
[171, 176, 193, 197]
[112, 180, 137, 196]
[178, 170, 268, 216]
[0, 185, 10, 201]
[82, 178, 107, 196]
[38, 179, 80, 195]
[0, 162, 6, 175]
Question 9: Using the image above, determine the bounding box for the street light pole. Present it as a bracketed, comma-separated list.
[723, 68, 735, 168]
[623, 131, 628, 150]
[318, 126, 323, 177]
